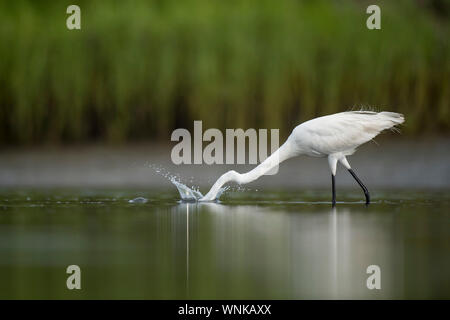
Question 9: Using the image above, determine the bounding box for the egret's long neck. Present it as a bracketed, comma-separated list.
[239, 140, 294, 183]
[200, 140, 296, 201]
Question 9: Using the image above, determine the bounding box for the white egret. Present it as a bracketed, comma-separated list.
[200, 111, 404, 205]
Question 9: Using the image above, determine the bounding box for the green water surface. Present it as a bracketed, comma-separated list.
[0, 189, 448, 299]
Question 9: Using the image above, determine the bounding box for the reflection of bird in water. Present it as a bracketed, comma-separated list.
[201, 111, 404, 205]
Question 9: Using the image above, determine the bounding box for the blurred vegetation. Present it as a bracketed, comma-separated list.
[0, 0, 449, 145]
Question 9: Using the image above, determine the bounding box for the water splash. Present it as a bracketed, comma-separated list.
[149, 164, 228, 201]
[214, 185, 230, 200]
[169, 176, 230, 201]
[170, 177, 203, 201]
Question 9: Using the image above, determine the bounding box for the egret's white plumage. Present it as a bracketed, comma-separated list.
[200, 111, 404, 203]
[291, 111, 404, 157]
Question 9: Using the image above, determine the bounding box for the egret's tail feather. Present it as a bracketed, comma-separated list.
[379, 111, 405, 124]
[378, 112, 405, 132]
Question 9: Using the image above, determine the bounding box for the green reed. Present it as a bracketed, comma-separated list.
[0, 0, 448, 144]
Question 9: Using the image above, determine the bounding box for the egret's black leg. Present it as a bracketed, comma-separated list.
[331, 174, 336, 207]
[348, 169, 370, 205]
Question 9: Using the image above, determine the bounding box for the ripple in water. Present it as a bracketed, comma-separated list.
[128, 197, 148, 204]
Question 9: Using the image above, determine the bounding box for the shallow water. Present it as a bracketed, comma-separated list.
[0, 188, 448, 299]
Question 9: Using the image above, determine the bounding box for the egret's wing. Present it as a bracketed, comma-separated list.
[297, 111, 404, 155]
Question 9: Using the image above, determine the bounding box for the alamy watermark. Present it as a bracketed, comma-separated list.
[171, 121, 280, 173]
[366, 5, 381, 30]
[66, 5, 81, 30]
[366, 265, 381, 290]
[66, 265, 81, 290]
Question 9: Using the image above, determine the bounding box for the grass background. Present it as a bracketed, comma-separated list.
[0, 0, 449, 145]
